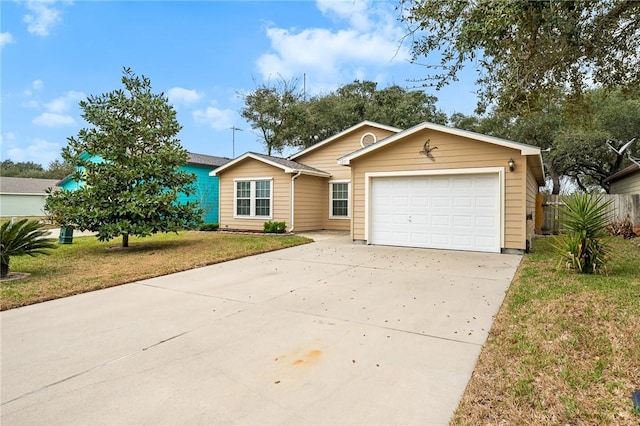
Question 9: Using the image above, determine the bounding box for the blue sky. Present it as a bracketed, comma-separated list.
[1, 0, 479, 167]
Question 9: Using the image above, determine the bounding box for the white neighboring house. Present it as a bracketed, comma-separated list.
[0, 177, 60, 217]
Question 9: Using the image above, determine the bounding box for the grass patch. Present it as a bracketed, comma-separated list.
[451, 236, 640, 425]
[1, 216, 57, 229]
[1, 231, 311, 310]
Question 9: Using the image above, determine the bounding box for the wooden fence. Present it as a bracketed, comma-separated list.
[537, 194, 640, 235]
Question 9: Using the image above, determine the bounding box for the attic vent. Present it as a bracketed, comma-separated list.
[360, 132, 377, 148]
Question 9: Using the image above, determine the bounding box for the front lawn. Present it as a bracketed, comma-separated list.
[452, 236, 640, 425]
[0, 232, 311, 310]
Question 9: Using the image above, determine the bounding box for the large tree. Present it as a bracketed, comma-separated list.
[241, 79, 446, 152]
[302, 81, 447, 146]
[400, 0, 640, 114]
[449, 89, 640, 193]
[45, 68, 202, 247]
[552, 90, 640, 192]
[240, 77, 305, 155]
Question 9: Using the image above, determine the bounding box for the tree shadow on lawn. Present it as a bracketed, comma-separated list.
[102, 238, 192, 253]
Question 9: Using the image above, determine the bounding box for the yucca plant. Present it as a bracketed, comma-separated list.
[552, 193, 612, 274]
[0, 219, 57, 278]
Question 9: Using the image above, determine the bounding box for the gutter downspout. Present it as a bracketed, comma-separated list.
[289, 171, 302, 233]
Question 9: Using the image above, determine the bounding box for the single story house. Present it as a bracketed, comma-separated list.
[0, 177, 60, 217]
[213, 121, 545, 253]
[603, 164, 640, 194]
[58, 152, 230, 224]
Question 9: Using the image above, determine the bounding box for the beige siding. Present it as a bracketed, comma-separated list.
[296, 125, 397, 180]
[218, 161, 291, 231]
[293, 174, 326, 231]
[525, 167, 539, 243]
[350, 129, 529, 250]
[610, 173, 640, 194]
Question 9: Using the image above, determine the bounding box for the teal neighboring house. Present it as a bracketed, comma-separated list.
[58, 152, 230, 224]
[179, 153, 231, 223]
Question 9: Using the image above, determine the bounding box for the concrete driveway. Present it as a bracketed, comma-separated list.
[1, 232, 521, 425]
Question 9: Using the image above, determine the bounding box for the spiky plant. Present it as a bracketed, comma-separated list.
[0, 219, 57, 278]
[552, 193, 612, 274]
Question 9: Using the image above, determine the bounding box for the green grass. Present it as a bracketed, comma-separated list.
[0, 231, 311, 310]
[452, 236, 640, 425]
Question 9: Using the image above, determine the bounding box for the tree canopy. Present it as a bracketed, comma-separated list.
[400, 0, 640, 114]
[0, 159, 73, 179]
[240, 78, 305, 155]
[241, 79, 446, 154]
[449, 89, 640, 193]
[45, 68, 202, 247]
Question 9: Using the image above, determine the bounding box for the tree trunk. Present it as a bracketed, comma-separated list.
[548, 170, 561, 195]
[1, 259, 9, 278]
[122, 234, 129, 248]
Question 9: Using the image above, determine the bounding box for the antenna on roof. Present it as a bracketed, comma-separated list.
[606, 138, 636, 155]
[628, 152, 640, 167]
[229, 126, 243, 158]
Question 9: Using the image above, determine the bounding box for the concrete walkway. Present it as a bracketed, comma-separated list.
[1, 233, 521, 425]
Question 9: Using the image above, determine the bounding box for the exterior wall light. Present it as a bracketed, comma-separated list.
[508, 158, 515, 172]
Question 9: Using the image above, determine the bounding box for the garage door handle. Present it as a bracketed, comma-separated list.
[408, 216, 412, 223]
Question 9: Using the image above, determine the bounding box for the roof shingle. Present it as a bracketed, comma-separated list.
[0, 177, 60, 194]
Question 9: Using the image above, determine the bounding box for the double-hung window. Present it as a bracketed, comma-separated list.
[235, 179, 272, 218]
[330, 181, 350, 218]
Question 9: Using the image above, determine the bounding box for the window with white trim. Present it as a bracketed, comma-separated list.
[330, 181, 350, 218]
[235, 179, 272, 218]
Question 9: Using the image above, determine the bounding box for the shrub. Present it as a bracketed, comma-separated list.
[552, 193, 612, 274]
[1, 219, 57, 278]
[199, 223, 219, 232]
[607, 216, 636, 239]
[263, 221, 286, 233]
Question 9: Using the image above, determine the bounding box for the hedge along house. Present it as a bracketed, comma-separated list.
[213, 121, 545, 253]
[58, 152, 230, 224]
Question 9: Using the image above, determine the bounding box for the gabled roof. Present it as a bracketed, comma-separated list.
[603, 163, 640, 184]
[0, 177, 60, 194]
[289, 120, 401, 160]
[338, 121, 542, 166]
[211, 152, 331, 177]
[187, 152, 231, 167]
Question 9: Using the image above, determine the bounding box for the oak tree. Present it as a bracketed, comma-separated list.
[400, 0, 640, 114]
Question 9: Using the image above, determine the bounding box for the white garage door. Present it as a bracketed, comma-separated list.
[370, 174, 500, 252]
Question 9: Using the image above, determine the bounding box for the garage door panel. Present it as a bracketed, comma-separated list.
[452, 176, 473, 188]
[452, 215, 472, 227]
[476, 196, 496, 208]
[370, 174, 500, 253]
[432, 215, 450, 226]
[453, 196, 473, 208]
[431, 196, 450, 208]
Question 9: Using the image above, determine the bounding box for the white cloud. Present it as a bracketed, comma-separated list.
[23, 0, 63, 36]
[44, 90, 85, 113]
[0, 32, 15, 49]
[23, 80, 44, 98]
[316, 0, 372, 32]
[22, 100, 40, 109]
[7, 138, 62, 166]
[167, 87, 202, 107]
[193, 106, 235, 131]
[32, 112, 76, 127]
[255, 1, 409, 92]
[1, 132, 17, 145]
